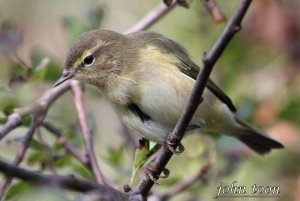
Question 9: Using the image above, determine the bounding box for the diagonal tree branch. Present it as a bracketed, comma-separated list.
[0, 1, 254, 200]
[134, 0, 253, 198]
[42, 121, 89, 166]
[124, 2, 177, 34]
[0, 159, 141, 201]
[70, 81, 107, 185]
[0, 114, 40, 198]
[160, 160, 212, 201]
[0, 80, 73, 141]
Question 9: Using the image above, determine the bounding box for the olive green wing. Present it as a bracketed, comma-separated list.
[127, 31, 237, 112]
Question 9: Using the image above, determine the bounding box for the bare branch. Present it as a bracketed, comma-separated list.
[134, 0, 253, 197]
[204, 0, 226, 23]
[0, 159, 141, 201]
[124, 2, 177, 34]
[0, 80, 73, 141]
[42, 121, 89, 165]
[0, 79, 74, 197]
[0, 113, 40, 198]
[70, 81, 108, 186]
[161, 161, 212, 200]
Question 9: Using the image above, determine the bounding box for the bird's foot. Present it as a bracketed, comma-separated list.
[145, 165, 170, 184]
[164, 137, 185, 154]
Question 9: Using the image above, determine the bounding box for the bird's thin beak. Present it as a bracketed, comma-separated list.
[53, 70, 76, 87]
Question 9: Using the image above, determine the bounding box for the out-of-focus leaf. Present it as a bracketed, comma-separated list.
[278, 98, 300, 124]
[21, 188, 71, 201]
[33, 65, 48, 81]
[62, 16, 87, 44]
[53, 141, 64, 151]
[71, 162, 93, 179]
[21, 115, 32, 126]
[161, 177, 181, 187]
[0, 116, 7, 124]
[5, 181, 32, 200]
[63, 3, 105, 43]
[27, 151, 46, 165]
[30, 50, 62, 82]
[0, 95, 19, 115]
[29, 138, 45, 151]
[54, 155, 72, 167]
[3, 105, 14, 116]
[104, 146, 124, 166]
[84, 4, 105, 29]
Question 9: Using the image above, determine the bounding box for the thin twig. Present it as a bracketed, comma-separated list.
[0, 80, 73, 141]
[42, 121, 89, 166]
[134, 0, 253, 198]
[0, 80, 73, 197]
[124, 2, 177, 34]
[0, 159, 140, 201]
[70, 81, 106, 185]
[161, 161, 212, 201]
[0, 114, 40, 198]
[204, 0, 226, 23]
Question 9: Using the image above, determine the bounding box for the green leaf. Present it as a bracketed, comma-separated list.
[104, 146, 124, 166]
[27, 151, 46, 165]
[30, 50, 62, 82]
[29, 138, 45, 151]
[161, 176, 180, 187]
[33, 65, 48, 81]
[131, 140, 157, 185]
[54, 155, 72, 167]
[21, 115, 32, 126]
[3, 105, 14, 116]
[278, 97, 300, 124]
[0, 116, 7, 124]
[71, 162, 93, 179]
[5, 181, 32, 200]
[62, 16, 87, 43]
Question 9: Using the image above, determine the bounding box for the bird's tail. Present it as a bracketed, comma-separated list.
[234, 117, 284, 155]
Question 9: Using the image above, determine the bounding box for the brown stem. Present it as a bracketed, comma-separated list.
[42, 121, 89, 166]
[0, 114, 40, 198]
[204, 0, 226, 23]
[70, 81, 107, 185]
[124, 2, 177, 35]
[161, 161, 212, 200]
[134, 0, 253, 198]
[0, 159, 139, 201]
[0, 80, 72, 141]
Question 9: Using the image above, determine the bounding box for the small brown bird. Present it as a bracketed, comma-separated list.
[55, 30, 283, 155]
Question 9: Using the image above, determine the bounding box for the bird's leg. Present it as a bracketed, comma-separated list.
[164, 136, 185, 154]
[163, 96, 203, 154]
[145, 165, 170, 184]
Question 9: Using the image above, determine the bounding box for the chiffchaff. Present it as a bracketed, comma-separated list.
[54, 30, 283, 155]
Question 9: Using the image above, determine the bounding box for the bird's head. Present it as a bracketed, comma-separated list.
[54, 30, 136, 88]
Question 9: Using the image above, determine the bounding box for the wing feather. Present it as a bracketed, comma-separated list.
[127, 31, 237, 112]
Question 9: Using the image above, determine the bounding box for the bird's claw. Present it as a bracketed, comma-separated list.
[160, 168, 170, 179]
[145, 166, 170, 184]
[164, 138, 185, 154]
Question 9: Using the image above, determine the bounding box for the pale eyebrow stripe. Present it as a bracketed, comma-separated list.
[73, 40, 112, 71]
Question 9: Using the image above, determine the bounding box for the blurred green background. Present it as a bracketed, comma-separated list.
[0, 0, 299, 200]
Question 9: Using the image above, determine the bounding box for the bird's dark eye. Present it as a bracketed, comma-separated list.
[83, 55, 94, 66]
